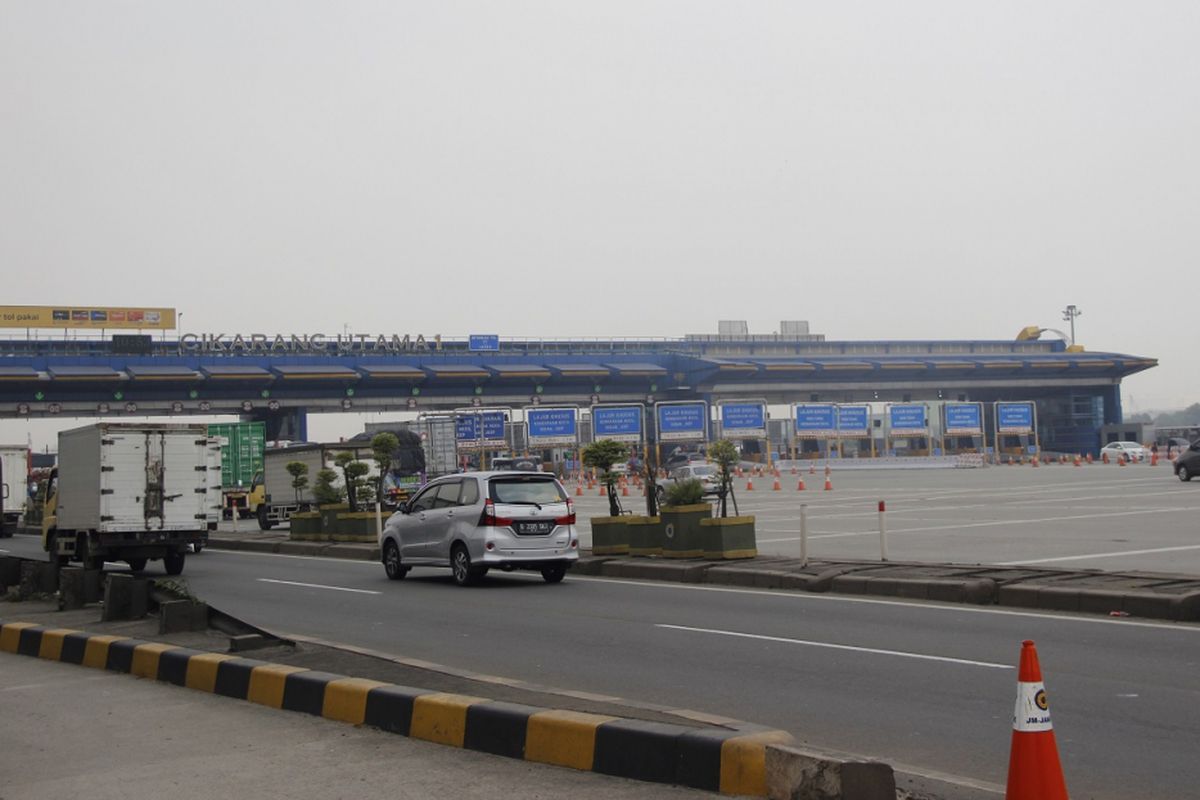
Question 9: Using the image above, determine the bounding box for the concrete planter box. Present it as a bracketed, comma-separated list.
[320, 503, 350, 534]
[334, 512, 380, 541]
[700, 516, 758, 559]
[590, 516, 630, 556]
[288, 512, 322, 537]
[660, 504, 711, 559]
[627, 515, 664, 557]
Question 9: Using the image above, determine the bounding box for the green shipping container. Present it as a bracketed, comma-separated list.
[207, 422, 266, 489]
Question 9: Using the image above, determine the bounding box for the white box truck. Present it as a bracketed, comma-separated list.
[42, 423, 222, 575]
[0, 444, 30, 536]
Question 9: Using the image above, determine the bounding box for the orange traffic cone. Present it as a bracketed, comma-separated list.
[1151, 452, 1159, 466]
[575, 484, 583, 496]
[621, 484, 629, 496]
[1072, 455, 1081, 467]
[598, 484, 606, 497]
[1086, 452, 1093, 464]
[1005, 640, 1069, 800]
[1032, 456, 1039, 468]
[735, 466, 743, 478]
[823, 476, 832, 491]
[1118, 455, 1126, 467]
[745, 478, 755, 491]
[772, 477, 781, 491]
[1102, 452, 1109, 464]
[796, 478, 806, 491]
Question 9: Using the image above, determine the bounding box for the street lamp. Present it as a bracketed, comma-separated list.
[1061, 305, 1082, 345]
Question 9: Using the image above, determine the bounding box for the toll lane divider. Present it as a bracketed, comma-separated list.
[0, 621, 789, 796]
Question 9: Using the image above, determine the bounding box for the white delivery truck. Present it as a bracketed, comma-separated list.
[42, 423, 222, 575]
[255, 441, 378, 529]
[0, 444, 30, 536]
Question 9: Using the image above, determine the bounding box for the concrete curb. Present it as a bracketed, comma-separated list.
[0, 620, 800, 797]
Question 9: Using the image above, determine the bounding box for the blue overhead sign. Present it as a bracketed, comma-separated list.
[794, 404, 836, 438]
[592, 405, 643, 443]
[455, 411, 507, 449]
[888, 404, 928, 435]
[997, 402, 1034, 433]
[944, 403, 982, 434]
[720, 403, 766, 436]
[836, 405, 870, 435]
[526, 407, 578, 445]
[657, 402, 707, 442]
[468, 334, 500, 352]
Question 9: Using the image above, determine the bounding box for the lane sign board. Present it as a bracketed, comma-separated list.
[657, 402, 708, 442]
[997, 402, 1035, 434]
[944, 403, 983, 435]
[795, 404, 837, 438]
[526, 407, 578, 446]
[836, 405, 870, 435]
[888, 404, 928, 436]
[592, 405, 643, 443]
[720, 403, 767, 437]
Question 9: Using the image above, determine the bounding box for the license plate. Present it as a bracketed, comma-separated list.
[515, 521, 554, 535]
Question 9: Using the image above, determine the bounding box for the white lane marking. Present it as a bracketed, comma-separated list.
[997, 544, 1200, 565]
[571, 577, 1200, 633]
[756, 506, 1192, 543]
[256, 577, 380, 595]
[656, 624, 1012, 669]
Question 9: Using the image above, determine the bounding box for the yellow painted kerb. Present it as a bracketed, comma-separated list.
[248, 664, 309, 708]
[38, 628, 80, 661]
[81, 635, 129, 669]
[131, 643, 180, 679]
[322, 678, 391, 725]
[0, 622, 38, 653]
[410, 693, 485, 747]
[525, 710, 618, 771]
[720, 729, 794, 796]
[184, 653, 236, 692]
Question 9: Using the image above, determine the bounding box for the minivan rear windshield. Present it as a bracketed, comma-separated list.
[489, 477, 566, 505]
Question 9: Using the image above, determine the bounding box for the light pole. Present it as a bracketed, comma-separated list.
[1061, 305, 1081, 345]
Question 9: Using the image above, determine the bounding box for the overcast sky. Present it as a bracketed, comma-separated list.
[2, 1, 1197, 449]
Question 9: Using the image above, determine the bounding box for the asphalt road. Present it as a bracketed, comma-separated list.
[74, 546, 1197, 800]
[574, 464, 1200, 574]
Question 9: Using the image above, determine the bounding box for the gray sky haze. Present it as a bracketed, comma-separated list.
[3, 2, 1197, 429]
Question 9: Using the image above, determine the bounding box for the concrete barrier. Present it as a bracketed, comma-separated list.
[766, 743, 895, 799]
[0, 621, 794, 796]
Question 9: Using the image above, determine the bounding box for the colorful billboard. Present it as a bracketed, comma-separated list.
[0, 305, 176, 330]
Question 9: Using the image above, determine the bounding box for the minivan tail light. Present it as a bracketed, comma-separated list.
[479, 499, 514, 527]
[555, 497, 576, 526]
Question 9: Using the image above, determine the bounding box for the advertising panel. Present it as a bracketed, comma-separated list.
[794, 404, 837, 438]
[888, 404, 928, 435]
[656, 402, 708, 442]
[720, 403, 767, 437]
[944, 403, 983, 435]
[997, 402, 1035, 434]
[0, 305, 176, 330]
[526, 407, 578, 446]
[591, 405, 643, 443]
[835, 405, 871, 436]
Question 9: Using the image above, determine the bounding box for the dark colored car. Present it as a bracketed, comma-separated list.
[1174, 441, 1200, 482]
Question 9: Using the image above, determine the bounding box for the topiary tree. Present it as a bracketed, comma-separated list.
[709, 439, 740, 517]
[334, 451, 371, 512]
[312, 468, 344, 505]
[642, 448, 659, 517]
[582, 438, 628, 516]
[286, 461, 309, 506]
[663, 478, 704, 507]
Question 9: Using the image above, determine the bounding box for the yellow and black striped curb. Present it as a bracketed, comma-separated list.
[1, 621, 790, 795]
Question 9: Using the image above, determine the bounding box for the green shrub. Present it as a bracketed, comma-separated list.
[664, 478, 705, 507]
[313, 468, 344, 505]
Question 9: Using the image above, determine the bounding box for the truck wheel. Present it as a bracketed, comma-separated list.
[163, 551, 186, 576]
[257, 506, 275, 530]
[126, 557, 148, 572]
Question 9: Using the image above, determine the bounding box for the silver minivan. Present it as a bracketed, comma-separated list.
[379, 471, 579, 586]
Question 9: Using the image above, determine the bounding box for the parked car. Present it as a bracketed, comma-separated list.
[1100, 441, 1146, 463]
[656, 463, 721, 501]
[379, 471, 578, 586]
[1174, 441, 1200, 482]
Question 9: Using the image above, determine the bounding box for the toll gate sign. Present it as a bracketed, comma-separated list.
[944, 403, 982, 435]
[656, 402, 708, 442]
[592, 405, 643, 444]
[888, 404, 928, 436]
[527, 407, 578, 446]
[997, 402, 1034, 434]
[836, 405, 870, 436]
[794, 404, 836, 438]
[455, 411, 507, 450]
[720, 403, 767, 438]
